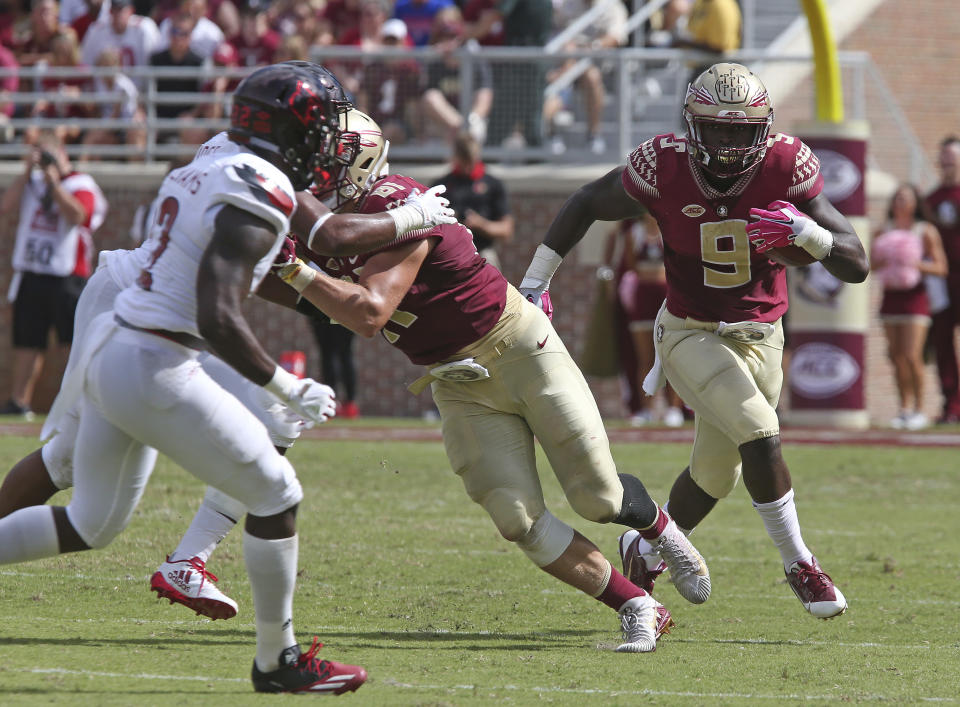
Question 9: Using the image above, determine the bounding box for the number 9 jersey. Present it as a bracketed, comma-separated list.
[115, 133, 297, 337]
[621, 132, 823, 324]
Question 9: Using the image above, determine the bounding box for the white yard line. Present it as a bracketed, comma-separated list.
[14, 668, 958, 702]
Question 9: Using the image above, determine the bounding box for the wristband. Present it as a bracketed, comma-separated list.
[306, 211, 334, 250]
[264, 364, 298, 401]
[794, 222, 834, 261]
[386, 202, 423, 236]
[278, 259, 317, 293]
[519, 244, 563, 291]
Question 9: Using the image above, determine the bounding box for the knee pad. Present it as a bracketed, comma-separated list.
[479, 487, 541, 543]
[41, 432, 74, 490]
[202, 485, 247, 522]
[612, 473, 658, 529]
[516, 511, 575, 567]
[565, 475, 622, 524]
[41, 409, 81, 490]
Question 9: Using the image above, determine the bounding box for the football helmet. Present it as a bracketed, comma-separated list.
[279, 61, 354, 115]
[229, 62, 340, 190]
[683, 62, 774, 178]
[312, 109, 390, 212]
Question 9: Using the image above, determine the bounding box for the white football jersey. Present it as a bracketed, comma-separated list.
[114, 133, 296, 336]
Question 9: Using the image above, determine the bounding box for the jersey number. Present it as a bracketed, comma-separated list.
[382, 309, 417, 344]
[137, 196, 179, 291]
[700, 220, 751, 289]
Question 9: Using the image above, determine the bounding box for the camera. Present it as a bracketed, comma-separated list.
[38, 149, 57, 168]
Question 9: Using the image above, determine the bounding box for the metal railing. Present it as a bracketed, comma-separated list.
[0, 48, 933, 183]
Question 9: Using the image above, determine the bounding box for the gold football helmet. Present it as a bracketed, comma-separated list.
[312, 109, 390, 211]
[683, 62, 774, 177]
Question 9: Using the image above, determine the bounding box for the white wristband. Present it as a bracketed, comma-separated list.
[795, 222, 834, 261]
[264, 365, 298, 401]
[519, 244, 563, 291]
[282, 262, 317, 293]
[306, 212, 334, 250]
[386, 202, 423, 236]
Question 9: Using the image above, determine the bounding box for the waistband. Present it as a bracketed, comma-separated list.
[115, 315, 206, 351]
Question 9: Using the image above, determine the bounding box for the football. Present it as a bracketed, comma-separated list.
[767, 244, 817, 267]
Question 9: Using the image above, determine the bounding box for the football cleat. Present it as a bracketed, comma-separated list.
[652, 517, 711, 604]
[615, 594, 660, 653]
[150, 555, 238, 620]
[785, 556, 847, 619]
[252, 637, 368, 694]
[619, 530, 667, 594]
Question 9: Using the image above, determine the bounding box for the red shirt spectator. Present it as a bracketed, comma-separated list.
[322, 0, 362, 44]
[229, 2, 279, 67]
[70, 0, 107, 41]
[15, 0, 65, 67]
[463, 0, 504, 45]
[0, 44, 17, 119]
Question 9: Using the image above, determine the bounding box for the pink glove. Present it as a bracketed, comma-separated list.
[746, 200, 811, 253]
[273, 236, 298, 269]
[520, 287, 553, 321]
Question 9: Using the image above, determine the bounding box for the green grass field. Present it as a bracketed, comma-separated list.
[0, 425, 958, 705]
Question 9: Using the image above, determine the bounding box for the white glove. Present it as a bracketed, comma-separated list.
[264, 366, 337, 425]
[387, 185, 456, 235]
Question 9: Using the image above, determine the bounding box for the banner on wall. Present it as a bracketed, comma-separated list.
[787, 120, 871, 429]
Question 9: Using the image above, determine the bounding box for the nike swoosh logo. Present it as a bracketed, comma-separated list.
[537, 336, 549, 349]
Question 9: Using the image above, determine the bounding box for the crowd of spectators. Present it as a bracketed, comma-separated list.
[0, 0, 714, 157]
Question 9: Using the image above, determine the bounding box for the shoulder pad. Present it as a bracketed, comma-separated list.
[209, 155, 296, 235]
[623, 134, 687, 202]
[358, 175, 428, 215]
[767, 134, 821, 200]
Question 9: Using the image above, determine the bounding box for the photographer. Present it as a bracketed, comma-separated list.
[0, 133, 108, 417]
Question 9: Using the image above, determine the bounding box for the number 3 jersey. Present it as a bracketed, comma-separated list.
[621, 132, 823, 324]
[307, 175, 507, 364]
[114, 132, 296, 337]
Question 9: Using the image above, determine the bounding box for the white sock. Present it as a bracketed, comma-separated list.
[0, 506, 60, 563]
[752, 488, 813, 570]
[171, 501, 238, 564]
[244, 531, 299, 672]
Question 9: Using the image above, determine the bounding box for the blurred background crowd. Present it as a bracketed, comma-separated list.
[0, 0, 737, 160]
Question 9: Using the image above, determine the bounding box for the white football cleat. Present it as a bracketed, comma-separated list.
[615, 594, 660, 653]
[652, 516, 711, 604]
[150, 555, 238, 620]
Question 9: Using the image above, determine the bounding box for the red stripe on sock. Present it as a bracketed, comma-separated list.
[638, 507, 669, 541]
[597, 567, 646, 611]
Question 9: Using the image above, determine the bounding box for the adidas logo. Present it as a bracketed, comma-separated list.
[166, 568, 194, 593]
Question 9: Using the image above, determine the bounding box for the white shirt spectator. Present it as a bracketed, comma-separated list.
[60, 0, 110, 25]
[93, 72, 139, 120]
[81, 14, 162, 85]
[552, 0, 628, 46]
[159, 16, 225, 60]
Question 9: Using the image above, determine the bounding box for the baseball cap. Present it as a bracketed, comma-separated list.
[381, 19, 408, 41]
[110, 0, 135, 9]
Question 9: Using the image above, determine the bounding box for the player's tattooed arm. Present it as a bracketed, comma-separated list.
[541, 166, 646, 257]
[798, 193, 869, 283]
[198, 205, 287, 386]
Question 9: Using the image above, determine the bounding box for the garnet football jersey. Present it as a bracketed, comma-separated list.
[308, 175, 507, 364]
[621, 133, 823, 323]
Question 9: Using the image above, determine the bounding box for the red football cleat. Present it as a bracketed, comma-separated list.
[150, 555, 238, 620]
[785, 556, 847, 619]
[252, 638, 367, 694]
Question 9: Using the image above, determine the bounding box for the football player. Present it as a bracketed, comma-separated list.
[519, 63, 868, 619]
[269, 108, 711, 654]
[0, 63, 454, 695]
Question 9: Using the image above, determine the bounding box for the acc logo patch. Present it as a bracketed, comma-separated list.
[682, 204, 706, 218]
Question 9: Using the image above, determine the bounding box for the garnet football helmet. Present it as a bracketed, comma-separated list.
[312, 109, 390, 212]
[229, 62, 340, 190]
[683, 62, 774, 178]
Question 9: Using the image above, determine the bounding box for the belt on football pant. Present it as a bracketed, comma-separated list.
[115, 315, 207, 351]
[406, 336, 514, 395]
